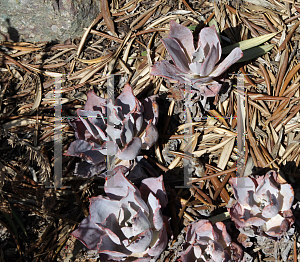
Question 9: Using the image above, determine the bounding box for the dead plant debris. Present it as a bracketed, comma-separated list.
[0, 0, 300, 261]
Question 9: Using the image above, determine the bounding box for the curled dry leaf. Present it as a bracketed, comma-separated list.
[228, 170, 294, 238]
[29, 73, 42, 115]
[71, 168, 168, 261]
[101, 0, 117, 37]
[151, 21, 243, 108]
[65, 84, 159, 177]
[179, 219, 244, 262]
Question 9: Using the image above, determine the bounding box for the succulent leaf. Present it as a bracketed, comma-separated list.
[180, 220, 243, 262]
[65, 84, 159, 177]
[71, 169, 168, 260]
[228, 171, 294, 238]
[151, 21, 243, 103]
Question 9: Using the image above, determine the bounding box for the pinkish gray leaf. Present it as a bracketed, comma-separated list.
[72, 170, 168, 260]
[228, 171, 294, 238]
[180, 220, 243, 262]
[66, 84, 158, 177]
[161, 38, 191, 73]
[117, 137, 142, 160]
[210, 47, 243, 77]
[168, 20, 195, 58]
[141, 122, 159, 150]
[71, 216, 105, 250]
[151, 21, 243, 107]
[140, 175, 167, 208]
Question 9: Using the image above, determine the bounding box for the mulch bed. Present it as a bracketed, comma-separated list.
[0, 0, 300, 261]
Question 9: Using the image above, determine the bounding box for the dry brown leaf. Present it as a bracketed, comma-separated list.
[101, 0, 117, 37]
[76, 52, 114, 64]
[29, 74, 42, 115]
[1, 43, 41, 51]
[77, 13, 103, 57]
[193, 136, 235, 157]
[217, 137, 235, 170]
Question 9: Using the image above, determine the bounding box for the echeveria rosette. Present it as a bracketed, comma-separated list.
[179, 220, 243, 262]
[65, 84, 159, 177]
[228, 170, 294, 238]
[71, 168, 168, 261]
[151, 21, 243, 106]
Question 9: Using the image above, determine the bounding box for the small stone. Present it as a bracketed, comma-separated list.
[0, 0, 101, 43]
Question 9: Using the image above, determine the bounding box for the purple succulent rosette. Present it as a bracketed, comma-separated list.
[71, 168, 168, 261]
[228, 170, 294, 238]
[151, 20, 243, 107]
[65, 84, 159, 177]
[179, 220, 243, 262]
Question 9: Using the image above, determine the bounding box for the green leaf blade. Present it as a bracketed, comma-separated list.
[11, 207, 27, 236]
[237, 44, 275, 63]
[1, 211, 19, 238]
[222, 32, 278, 54]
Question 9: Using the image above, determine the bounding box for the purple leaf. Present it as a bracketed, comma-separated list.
[169, 20, 195, 59]
[229, 177, 256, 208]
[186, 220, 216, 245]
[151, 60, 186, 84]
[74, 161, 106, 177]
[98, 141, 120, 156]
[215, 222, 231, 246]
[77, 111, 104, 141]
[105, 168, 139, 200]
[192, 81, 222, 97]
[65, 140, 94, 157]
[161, 38, 191, 73]
[135, 112, 144, 134]
[72, 169, 169, 260]
[68, 118, 88, 141]
[279, 184, 294, 211]
[140, 175, 168, 208]
[116, 84, 140, 116]
[84, 90, 106, 113]
[120, 187, 149, 215]
[181, 220, 238, 262]
[107, 99, 123, 125]
[122, 229, 153, 253]
[132, 209, 151, 235]
[147, 192, 163, 231]
[121, 115, 135, 146]
[97, 234, 131, 259]
[263, 214, 285, 236]
[199, 45, 219, 76]
[210, 47, 243, 77]
[89, 195, 120, 224]
[98, 213, 125, 244]
[207, 240, 230, 262]
[179, 245, 198, 262]
[65, 140, 105, 164]
[117, 137, 142, 160]
[141, 122, 159, 150]
[254, 174, 279, 201]
[147, 223, 168, 256]
[198, 25, 221, 62]
[143, 96, 159, 126]
[228, 171, 294, 237]
[150, 22, 243, 109]
[71, 216, 104, 250]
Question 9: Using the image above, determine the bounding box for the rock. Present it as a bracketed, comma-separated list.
[0, 0, 101, 43]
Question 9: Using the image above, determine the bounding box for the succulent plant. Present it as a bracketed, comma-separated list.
[151, 21, 243, 106]
[179, 219, 243, 262]
[71, 168, 168, 261]
[228, 170, 294, 238]
[65, 84, 159, 177]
